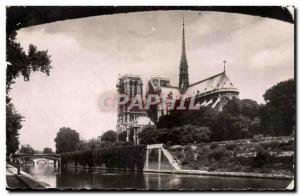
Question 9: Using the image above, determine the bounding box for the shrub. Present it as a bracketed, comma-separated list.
[278, 140, 294, 151]
[252, 134, 264, 142]
[208, 166, 216, 171]
[208, 148, 224, 160]
[225, 142, 237, 151]
[253, 147, 269, 167]
[209, 143, 218, 150]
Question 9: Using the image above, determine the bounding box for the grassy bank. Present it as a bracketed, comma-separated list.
[168, 136, 294, 176]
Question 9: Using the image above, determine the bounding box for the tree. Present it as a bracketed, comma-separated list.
[249, 117, 262, 135]
[157, 107, 218, 129]
[159, 125, 211, 145]
[118, 131, 127, 142]
[87, 138, 100, 150]
[43, 147, 53, 154]
[6, 28, 52, 158]
[35, 150, 43, 154]
[54, 127, 80, 154]
[76, 140, 89, 151]
[138, 125, 159, 145]
[260, 79, 295, 136]
[6, 103, 23, 157]
[19, 144, 35, 154]
[240, 99, 260, 119]
[101, 130, 117, 143]
[192, 126, 211, 143]
[223, 97, 259, 119]
[6, 31, 52, 93]
[209, 111, 254, 142]
[139, 125, 211, 145]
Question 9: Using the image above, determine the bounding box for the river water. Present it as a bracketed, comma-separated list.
[22, 163, 291, 190]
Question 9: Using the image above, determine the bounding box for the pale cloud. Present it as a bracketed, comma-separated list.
[11, 11, 294, 150]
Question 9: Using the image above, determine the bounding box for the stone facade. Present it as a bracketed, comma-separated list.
[116, 74, 146, 135]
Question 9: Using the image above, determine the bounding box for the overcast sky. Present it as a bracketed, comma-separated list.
[11, 10, 294, 150]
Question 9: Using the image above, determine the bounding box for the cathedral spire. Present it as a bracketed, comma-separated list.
[181, 15, 186, 60]
[179, 15, 189, 94]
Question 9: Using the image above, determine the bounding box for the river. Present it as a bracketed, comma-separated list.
[22, 163, 291, 190]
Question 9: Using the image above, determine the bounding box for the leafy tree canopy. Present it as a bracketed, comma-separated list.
[19, 144, 35, 154]
[118, 131, 127, 142]
[139, 125, 211, 145]
[6, 103, 23, 157]
[6, 31, 52, 93]
[54, 127, 80, 154]
[260, 79, 295, 136]
[157, 98, 260, 142]
[6, 28, 52, 159]
[101, 130, 117, 143]
[223, 98, 259, 119]
[43, 147, 53, 154]
[76, 138, 101, 151]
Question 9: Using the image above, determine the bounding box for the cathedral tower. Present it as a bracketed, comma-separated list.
[116, 74, 145, 135]
[178, 16, 189, 94]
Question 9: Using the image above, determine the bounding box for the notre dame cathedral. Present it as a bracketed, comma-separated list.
[116, 17, 239, 136]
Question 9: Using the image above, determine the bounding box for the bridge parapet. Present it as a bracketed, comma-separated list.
[13, 154, 60, 160]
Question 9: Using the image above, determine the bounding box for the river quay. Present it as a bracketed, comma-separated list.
[6, 164, 46, 189]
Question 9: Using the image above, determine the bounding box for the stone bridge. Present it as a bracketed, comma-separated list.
[12, 154, 61, 167]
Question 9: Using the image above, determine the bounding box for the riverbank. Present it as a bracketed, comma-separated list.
[168, 136, 294, 177]
[6, 164, 48, 189]
[60, 137, 294, 181]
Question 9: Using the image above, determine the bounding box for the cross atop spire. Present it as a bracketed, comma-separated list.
[179, 14, 189, 94]
[223, 60, 226, 73]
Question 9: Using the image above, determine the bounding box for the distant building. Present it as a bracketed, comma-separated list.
[145, 17, 239, 122]
[116, 74, 147, 142]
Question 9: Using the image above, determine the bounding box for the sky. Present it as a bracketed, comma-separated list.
[10, 10, 294, 150]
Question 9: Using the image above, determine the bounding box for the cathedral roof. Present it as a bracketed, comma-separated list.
[185, 71, 238, 97]
[159, 86, 181, 99]
[149, 71, 239, 99]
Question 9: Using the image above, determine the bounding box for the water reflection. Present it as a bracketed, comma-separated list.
[23, 163, 58, 188]
[23, 164, 291, 190]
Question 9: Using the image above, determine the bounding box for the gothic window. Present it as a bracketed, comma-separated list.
[129, 81, 133, 98]
[134, 81, 137, 96]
